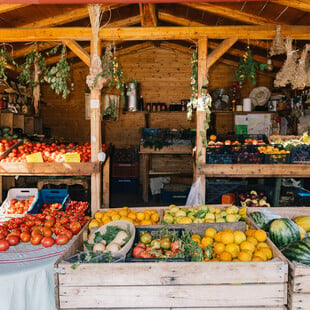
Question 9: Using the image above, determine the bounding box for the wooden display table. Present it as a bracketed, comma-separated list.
[139, 145, 193, 202]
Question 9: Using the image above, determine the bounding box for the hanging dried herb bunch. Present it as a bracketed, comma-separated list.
[234, 46, 267, 86]
[269, 26, 286, 56]
[0, 44, 19, 82]
[187, 48, 198, 120]
[274, 37, 298, 88]
[292, 44, 310, 90]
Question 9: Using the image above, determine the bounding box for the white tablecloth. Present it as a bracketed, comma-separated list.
[0, 241, 70, 310]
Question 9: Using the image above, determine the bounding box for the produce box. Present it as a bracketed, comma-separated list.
[247, 207, 310, 310]
[160, 184, 190, 205]
[55, 208, 288, 310]
[29, 189, 69, 214]
[0, 188, 38, 220]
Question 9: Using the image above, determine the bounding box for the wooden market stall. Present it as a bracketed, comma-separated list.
[0, 2, 310, 310]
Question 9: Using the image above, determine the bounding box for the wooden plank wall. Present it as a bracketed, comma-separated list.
[40, 47, 273, 147]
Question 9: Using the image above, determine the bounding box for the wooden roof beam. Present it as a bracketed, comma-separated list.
[0, 26, 310, 41]
[0, 4, 28, 14]
[158, 11, 271, 50]
[139, 3, 158, 27]
[270, 0, 310, 12]
[117, 42, 155, 57]
[207, 37, 238, 69]
[182, 3, 277, 25]
[21, 4, 125, 28]
[63, 39, 90, 67]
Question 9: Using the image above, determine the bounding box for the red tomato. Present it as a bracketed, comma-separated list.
[30, 234, 43, 245]
[10, 229, 21, 237]
[55, 234, 69, 245]
[7, 235, 20, 246]
[69, 221, 81, 235]
[20, 232, 31, 243]
[31, 229, 42, 237]
[0, 233, 5, 240]
[0, 239, 10, 251]
[42, 227, 52, 238]
[41, 237, 55, 248]
[62, 229, 73, 241]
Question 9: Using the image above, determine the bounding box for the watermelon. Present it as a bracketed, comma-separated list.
[281, 237, 310, 265]
[269, 218, 300, 248]
[248, 211, 267, 229]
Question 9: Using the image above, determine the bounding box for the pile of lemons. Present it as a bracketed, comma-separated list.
[191, 227, 273, 262]
[88, 206, 160, 230]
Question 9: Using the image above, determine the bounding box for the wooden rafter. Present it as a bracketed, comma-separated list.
[12, 42, 57, 59]
[182, 3, 277, 25]
[0, 4, 28, 14]
[207, 37, 238, 69]
[20, 4, 125, 28]
[158, 11, 273, 50]
[139, 3, 157, 27]
[270, 0, 310, 12]
[63, 39, 90, 67]
[117, 42, 154, 57]
[0, 26, 309, 42]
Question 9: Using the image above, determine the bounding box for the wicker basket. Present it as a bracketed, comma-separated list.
[89, 220, 136, 258]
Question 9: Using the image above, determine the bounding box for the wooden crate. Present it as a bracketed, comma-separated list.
[247, 207, 310, 310]
[55, 217, 288, 310]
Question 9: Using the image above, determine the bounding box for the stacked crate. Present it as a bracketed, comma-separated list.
[111, 147, 139, 195]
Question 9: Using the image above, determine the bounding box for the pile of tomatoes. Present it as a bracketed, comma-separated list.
[1, 142, 92, 163]
[0, 139, 18, 154]
[0, 201, 90, 251]
[5, 196, 36, 215]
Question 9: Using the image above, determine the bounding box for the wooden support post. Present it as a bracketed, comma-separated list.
[196, 37, 208, 204]
[102, 156, 110, 208]
[89, 4, 103, 215]
[141, 154, 150, 202]
[207, 37, 238, 69]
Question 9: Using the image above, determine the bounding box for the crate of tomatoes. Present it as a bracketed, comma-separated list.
[0, 188, 38, 220]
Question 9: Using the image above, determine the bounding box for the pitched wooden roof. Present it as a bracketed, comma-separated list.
[0, 1, 309, 68]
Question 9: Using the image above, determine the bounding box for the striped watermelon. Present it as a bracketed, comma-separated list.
[248, 211, 267, 229]
[281, 237, 310, 265]
[269, 218, 300, 248]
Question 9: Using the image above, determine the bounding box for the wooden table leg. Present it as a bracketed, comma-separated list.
[141, 154, 150, 202]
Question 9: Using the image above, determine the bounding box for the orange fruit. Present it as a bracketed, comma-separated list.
[256, 242, 269, 249]
[151, 213, 160, 223]
[201, 236, 214, 247]
[245, 229, 256, 237]
[136, 212, 145, 221]
[254, 230, 267, 242]
[246, 236, 258, 246]
[128, 212, 137, 221]
[214, 231, 223, 242]
[252, 256, 264, 261]
[253, 250, 268, 261]
[210, 134, 217, 141]
[260, 247, 273, 260]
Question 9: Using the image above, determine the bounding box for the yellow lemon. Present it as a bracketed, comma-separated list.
[102, 218, 112, 225]
[205, 227, 217, 238]
[246, 236, 258, 246]
[128, 212, 137, 221]
[225, 243, 240, 258]
[94, 211, 104, 220]
[151, 213, 160, 223]
[245, 229, 256, 237]
[191, 234, 201, 243]
[219, 251, 232, 261]
[214, 242, 225, 255]
[240, 241, 255, 253]
[201, 236, 214, 247]
[140, 219, 152, 225]
[88, 219, 100, 230]
[214, 231, 223, 242]
[238, 250, 252, 262]
[233, 231, 246, 245]
[254, 229, 267, 242]
[253, 250, 268, 261]
[118, 209, 128, 217]
[221, 231, 234, 245]
[136, 212, 145, 221]
[260, 247, 273, 260]
[252, 256, 264, 261]
[256, 242, 269, 249]
[111, 214, 121, 221]
[178, 217, 192, 224]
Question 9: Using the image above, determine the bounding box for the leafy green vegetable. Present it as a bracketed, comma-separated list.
[94, 226, 124, 244]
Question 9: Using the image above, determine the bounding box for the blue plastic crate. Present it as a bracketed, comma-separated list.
[29, 189, 69, 214]
[111, 177, 140, 195]
[294, 188, 310, 206]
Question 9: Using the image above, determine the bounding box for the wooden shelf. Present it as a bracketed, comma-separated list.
[140, 145, 193, 154]
[199, 164, 310, 178]
[0, 162, 98, 176]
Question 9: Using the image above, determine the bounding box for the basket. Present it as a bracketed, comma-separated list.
[89, 220, 136, 258]
[29, 189, 69, 214]
[290, 144, 310, 163]
[0, 188, 38, 218]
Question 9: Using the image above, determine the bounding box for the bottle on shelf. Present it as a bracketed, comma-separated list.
[138, 96, 144, 111]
